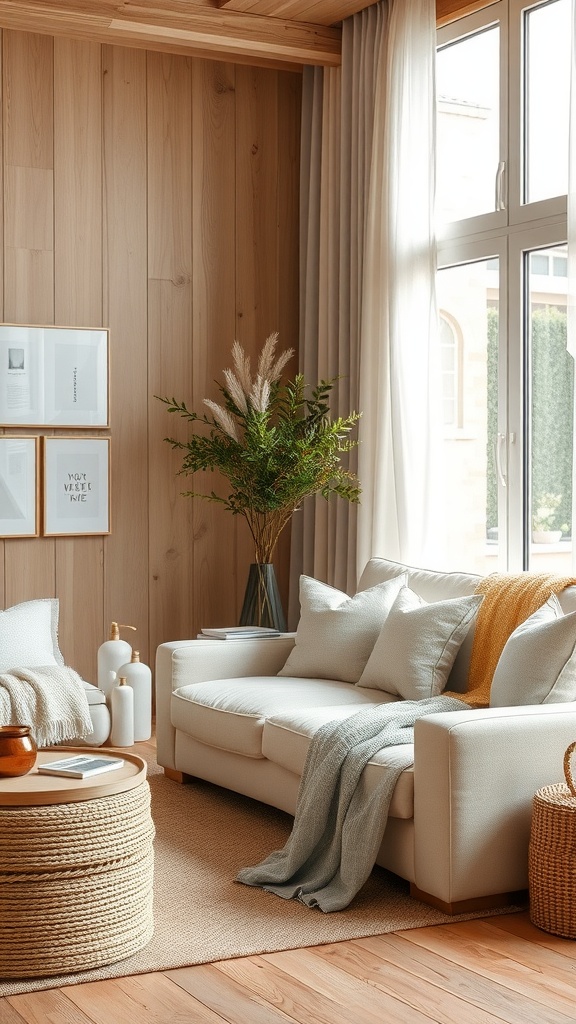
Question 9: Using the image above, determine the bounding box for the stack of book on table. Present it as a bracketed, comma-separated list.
[197, 626, 281, 640]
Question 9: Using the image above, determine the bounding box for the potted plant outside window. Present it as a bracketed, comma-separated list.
[532, 492, 565, 544]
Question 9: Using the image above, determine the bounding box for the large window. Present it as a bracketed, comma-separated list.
[436, 0, 571, 575]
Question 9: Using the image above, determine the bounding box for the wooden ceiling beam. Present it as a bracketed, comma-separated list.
[0, 0, 342, 68]
[214, 0, 378, 26]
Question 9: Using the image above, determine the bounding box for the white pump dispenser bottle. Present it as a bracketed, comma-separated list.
[97, 622, 137, 699]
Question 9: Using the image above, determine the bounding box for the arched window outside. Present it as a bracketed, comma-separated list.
[439, 313, 462, 429]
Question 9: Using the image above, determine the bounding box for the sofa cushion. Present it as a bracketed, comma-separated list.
[357, 586, 483, 699]
[261, 703, 414, 819]
[171, 676, 389, 759]
[557, 585, 576, 615]
[278, 572, 407, 684]
[490, 596, 576, 706]
[82, 681, 107, 706]
[0, 598, 64, 672]
[357, 559, 481, 692]
[357, 557, 480, 601]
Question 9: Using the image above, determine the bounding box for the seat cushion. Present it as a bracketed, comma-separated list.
[82, 681, 107, 706]
[261, 703, 414, 819]
[170, 676, 395, 759]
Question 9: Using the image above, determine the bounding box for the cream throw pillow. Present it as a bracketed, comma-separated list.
[278, 573, 407, 683]
[490, 595, 576, 706]
[0, 598, 64, 672]
[358, 585, 483, 699]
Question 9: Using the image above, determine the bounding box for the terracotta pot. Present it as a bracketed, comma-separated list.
[0, 725, 37, 777]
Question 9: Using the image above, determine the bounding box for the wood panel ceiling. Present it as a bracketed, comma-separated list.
[0, 0, 477, 70]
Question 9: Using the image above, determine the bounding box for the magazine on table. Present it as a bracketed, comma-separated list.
[37, 755, 125, 779]
[199, 626, 281, 640]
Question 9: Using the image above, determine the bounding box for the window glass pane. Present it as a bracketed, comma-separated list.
[439, 317, 458, 426]
[524, 0, 570, 204]
[528, 244, 573, 571]
[530, 253, 549, 276]
[553, 255, 568, 278]
[436, 26, 499, 224]
[436, 259, 499, 574]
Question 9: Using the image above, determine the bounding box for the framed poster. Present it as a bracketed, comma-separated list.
[0, 324, 109, 427]
[0, 436, 39, 538]
[43, 437, 110, 537]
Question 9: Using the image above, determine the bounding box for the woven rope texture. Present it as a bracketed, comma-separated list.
[0, 781, 155, 977]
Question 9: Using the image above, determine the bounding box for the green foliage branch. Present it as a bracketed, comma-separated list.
[157, 334, 361, 564]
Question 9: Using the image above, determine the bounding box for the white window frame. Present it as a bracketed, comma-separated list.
[437, 0, 568, 571]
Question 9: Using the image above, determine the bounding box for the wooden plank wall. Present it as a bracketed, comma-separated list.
[0, 29, 301, 683]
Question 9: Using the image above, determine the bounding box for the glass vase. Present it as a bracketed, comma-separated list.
[239, 563, 287, 632]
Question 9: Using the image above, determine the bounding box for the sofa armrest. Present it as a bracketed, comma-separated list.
[413, 702, 576, 906]
[155, 635, 296, 770]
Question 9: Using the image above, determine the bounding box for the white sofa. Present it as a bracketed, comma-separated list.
[155, 557, 576, 914]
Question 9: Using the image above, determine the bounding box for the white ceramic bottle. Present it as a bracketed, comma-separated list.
[110, 676, 134, 747]
[97, 622, 137, 698]
[116, 650, 152, 741]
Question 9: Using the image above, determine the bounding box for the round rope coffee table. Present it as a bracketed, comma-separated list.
[0, 747, 155, 978]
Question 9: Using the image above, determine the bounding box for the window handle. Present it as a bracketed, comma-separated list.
[495, 161, 506, 211]
[495, 432, 507, 487]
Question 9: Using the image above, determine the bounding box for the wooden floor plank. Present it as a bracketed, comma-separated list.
[61, 972, 228, 1024]
[398, 920, 576, 1016]
[429, 918, 576, 980]
[1, 1000, 33, 1024]
[491, 913, 576, 960]
[350, 932, 576, 1024]
[261, 945, 507, 1024]
[215, 953, 439, 1024]
[261, 946, 443, 1024]
[167, 962, 303, 1024]
[6, 989, 98, 1024]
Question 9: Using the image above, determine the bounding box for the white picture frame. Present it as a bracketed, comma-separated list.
[0, 324, 109, 427]
[43, 437, 110, 537]
[0, 436, 39, 538]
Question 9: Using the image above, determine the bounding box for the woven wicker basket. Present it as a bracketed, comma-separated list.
[529, 741, 576, 938]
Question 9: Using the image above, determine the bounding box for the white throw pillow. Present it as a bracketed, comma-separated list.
[357, 585, 483, 700]
[278, 573, 408, 683]
[490, 595, 576, 706]
[0, 598, 64, 672]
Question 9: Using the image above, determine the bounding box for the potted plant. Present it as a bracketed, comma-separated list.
[532, 492, 564, 544]
[158, 333, 361, 629]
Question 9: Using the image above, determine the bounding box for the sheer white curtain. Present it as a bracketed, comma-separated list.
[568, 0, 576, 559]
[569, 0, 576, 356]
[357, 0, 440, 572]
[292, 0, 438, 619]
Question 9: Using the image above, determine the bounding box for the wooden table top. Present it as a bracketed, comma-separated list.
[0, 747, 147, 806]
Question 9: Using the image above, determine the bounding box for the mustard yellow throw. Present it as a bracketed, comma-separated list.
[446, 572, 576, 707]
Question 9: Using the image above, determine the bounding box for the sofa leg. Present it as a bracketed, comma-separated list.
[164, 767, 194, 784]
[409, 882, 528, 916]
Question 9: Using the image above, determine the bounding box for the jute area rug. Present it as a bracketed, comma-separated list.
[0, 750, 524, 995]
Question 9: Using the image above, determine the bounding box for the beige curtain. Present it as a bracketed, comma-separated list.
[289, 6, 387, 625]
[290, 0, 438, 622]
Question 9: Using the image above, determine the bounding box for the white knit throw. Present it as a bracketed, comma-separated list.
[237, 695, 469, 912]
[0, 665, 93, 746]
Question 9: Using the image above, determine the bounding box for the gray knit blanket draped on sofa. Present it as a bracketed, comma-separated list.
[237, 695, 469, 912]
